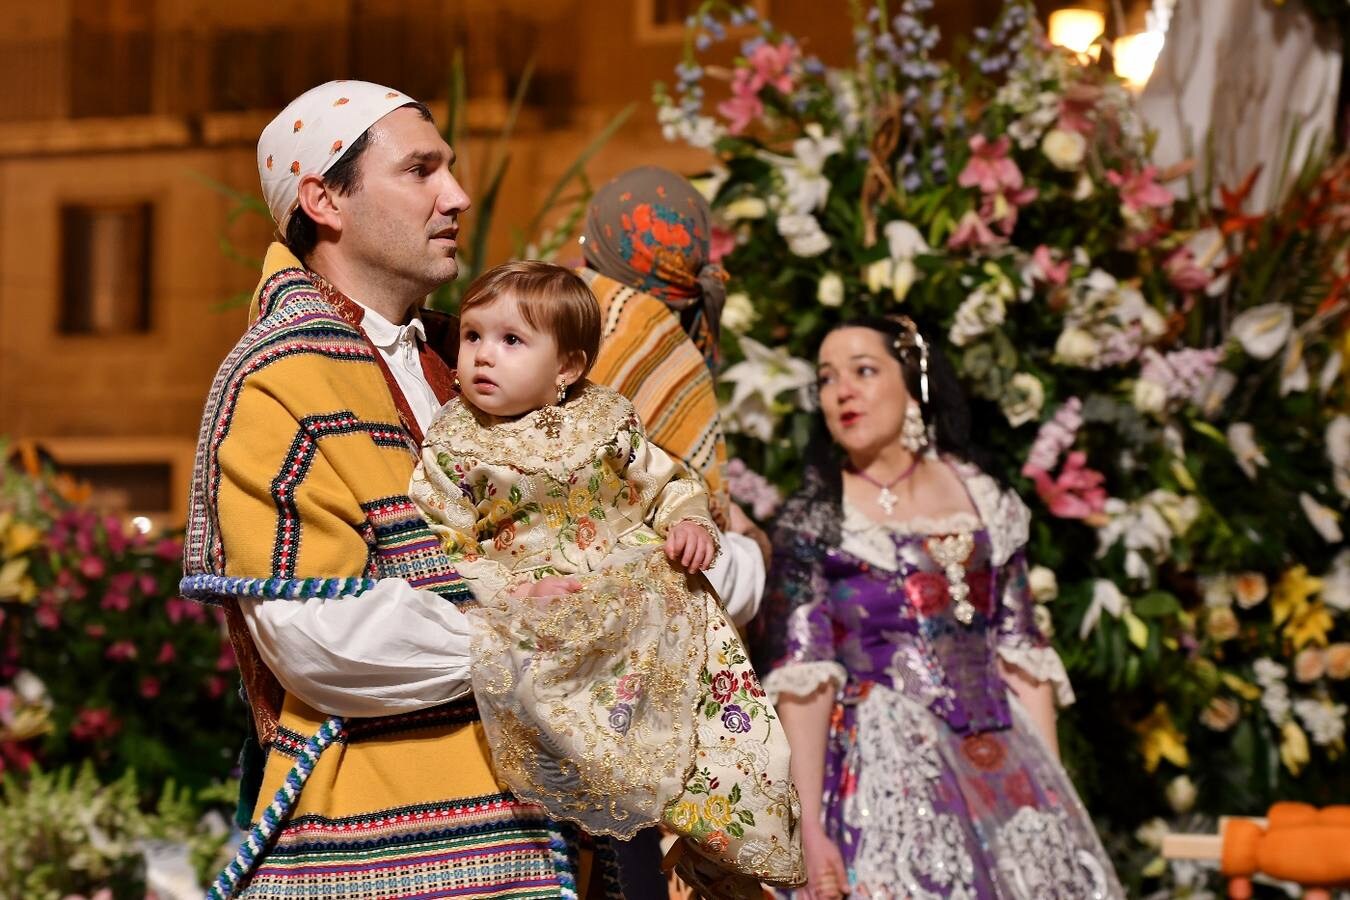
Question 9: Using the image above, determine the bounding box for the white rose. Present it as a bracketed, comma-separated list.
[949, 289, 1007, 347]
[1165, 775, 1197, 815]
[1054, 326, 1101, 367]
[1132, 378, 1168, 416]
[817, 272, 844, 308]
[724, 197, 768, 221]
[1028, 565, 1059, 603]
[1001, 373, 1045, 427]
[721, 292, 758, 334]
[1041, 128, 1087, 171]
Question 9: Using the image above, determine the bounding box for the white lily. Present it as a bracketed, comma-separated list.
[1230, 303, 1293, 360]
[764, 123, 842, 217]
[720, 336, 817, 436]
[1080, 578, 1128, 639]
[883, 219, 930, 261]
[721, 292, 758, 334]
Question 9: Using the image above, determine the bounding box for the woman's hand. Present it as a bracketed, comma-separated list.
[665, 521, 716, 572]
[802, 823, 849, 900]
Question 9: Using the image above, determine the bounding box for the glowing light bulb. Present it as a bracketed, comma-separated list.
[1049, 8, 1105, 59]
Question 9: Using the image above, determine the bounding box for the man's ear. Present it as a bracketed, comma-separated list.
[296, 174, 342, 234]
[560, 350, 588, 387]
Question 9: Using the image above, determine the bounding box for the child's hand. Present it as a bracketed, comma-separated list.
[665, 521, 716, 573]
[508, 576, 583, 602]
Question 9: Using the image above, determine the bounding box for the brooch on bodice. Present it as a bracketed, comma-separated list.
[534, 406, 565, 440]
[926, 532, 976, 625]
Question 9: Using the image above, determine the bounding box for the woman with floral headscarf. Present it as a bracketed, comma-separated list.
[580, 166, 768, 625]
[580, 166, 772, 898]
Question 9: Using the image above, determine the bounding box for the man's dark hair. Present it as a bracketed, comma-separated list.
[283, 100, 434, 261]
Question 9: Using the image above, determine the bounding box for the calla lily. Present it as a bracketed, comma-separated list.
[1230, 303, 1293, 360]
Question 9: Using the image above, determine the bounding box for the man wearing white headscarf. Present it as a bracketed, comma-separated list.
[182, 81, 613, 899]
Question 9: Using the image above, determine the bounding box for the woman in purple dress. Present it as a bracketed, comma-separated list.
[754, 316, 1123, 900]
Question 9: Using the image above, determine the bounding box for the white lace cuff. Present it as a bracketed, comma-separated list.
[762, 661, 847, 702]
[997, 644, 1076, 707]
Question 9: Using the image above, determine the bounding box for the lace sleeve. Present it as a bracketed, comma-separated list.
[993, 548, 1075, 707]
[761, 660, 847, 702]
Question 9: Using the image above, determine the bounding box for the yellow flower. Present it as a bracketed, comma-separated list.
[481, 498, 513, 527]
[1285, 601, 1334, 650]
[703, 795, 734, 827]
[3, 521, 41, 557]
[568, 486, 594, 518]
[667, 801, 701, 832]
[1272, 566, 1323, 627]
[1279, 720, 1310, 775]
[541, 501, 568, 529]
[1134, 703, 1190, 773]
[0, 557, 37, 603]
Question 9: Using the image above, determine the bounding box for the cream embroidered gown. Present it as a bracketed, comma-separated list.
[410, 382, 804, 890]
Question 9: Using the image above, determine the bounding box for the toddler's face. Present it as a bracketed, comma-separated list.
[457, 293, 567, 418]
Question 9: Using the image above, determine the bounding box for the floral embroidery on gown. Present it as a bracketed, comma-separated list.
[754, 460, 1124, 900]
[410, 381, 804, 890]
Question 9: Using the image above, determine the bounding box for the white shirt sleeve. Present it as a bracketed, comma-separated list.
[704, 530, 766, 627]
[240, 578, 474, 718]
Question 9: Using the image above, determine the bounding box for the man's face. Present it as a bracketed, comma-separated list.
[338, 106, 471, 295]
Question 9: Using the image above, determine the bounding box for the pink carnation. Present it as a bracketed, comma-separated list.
[105, 641, 137, 662]
[70, 707, 121, 742]
[1164, 246, 1212, 293]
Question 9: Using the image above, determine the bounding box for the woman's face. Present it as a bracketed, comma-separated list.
[816, 327, 913, 459]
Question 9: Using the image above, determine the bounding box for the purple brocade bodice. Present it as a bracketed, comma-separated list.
[814, 527, 1013, 734]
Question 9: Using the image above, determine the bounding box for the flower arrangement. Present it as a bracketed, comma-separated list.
[656, 0, 1349, 890]
[0, 444, 243, 789]
[0, 763, 234, 899]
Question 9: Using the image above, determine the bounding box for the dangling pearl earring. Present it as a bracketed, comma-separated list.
[556, 380, 568, 406]
[900, 401, 928, 452]
[452, 373, 461, 392]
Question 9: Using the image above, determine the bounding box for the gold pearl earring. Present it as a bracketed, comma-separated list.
[556, 380, 568, 405]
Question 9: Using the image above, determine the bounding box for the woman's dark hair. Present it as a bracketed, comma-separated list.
[283, 101, 434, 261]
[803, 315, 999, 505]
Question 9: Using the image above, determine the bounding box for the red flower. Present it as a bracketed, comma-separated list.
[70, 708, 121, 742]
[106, 641, 137, 662]
[1005, 769, 1037, 807]
[575, 517, 597, 550]
[154, 537, 182, 561]
[139, 677, 161, 699]
[704, 830, 731, 853]
[961, 733, 1008, 772]
[157, 642, 176, 664]
[710, 670, 739, 703]
[905, 571, 950, 617]
[616, 674, 643, 701]
[493, 520, 517, 552]
[743, 669, 766, 698]
[78, 556, 106, 579]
